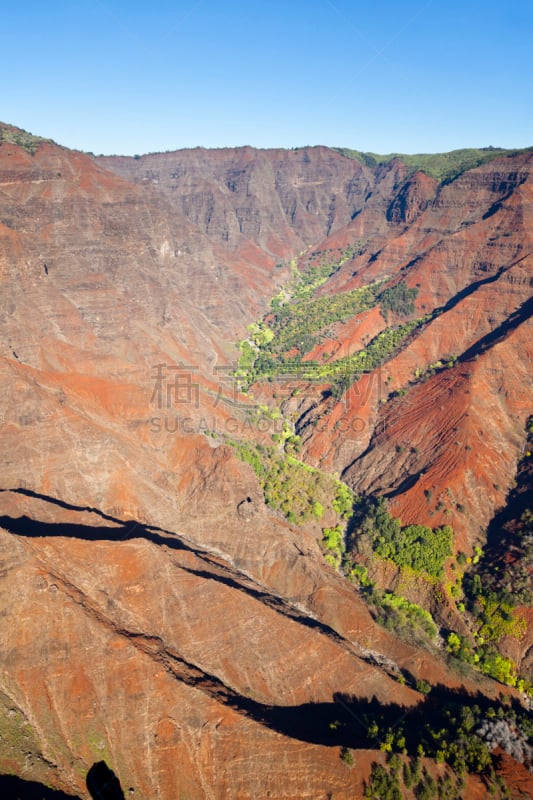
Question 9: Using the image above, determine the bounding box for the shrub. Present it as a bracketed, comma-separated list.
[379, 279, 419, 318]
[364, 763, 402, 800]
[348, 496, 453, 578]
[372, 591, 438, 643]
[340, 746, 354, 766]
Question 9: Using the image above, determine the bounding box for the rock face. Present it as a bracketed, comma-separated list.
[99, 146, 376, 255]
[0, 125, 532, 798]
[303, 151, 533, 545]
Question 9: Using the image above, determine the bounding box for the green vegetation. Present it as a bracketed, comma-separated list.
[348, 496, 453, 579]
[497, 506, 533, 604]
[322, 525, 345, 569]
[340, 745, 354, 767]
[237, 312, 425, 390]
[474, 592, 526, 644]
[341, 494, 532, 693]
[374, 592, 438, 642]
[379, 279, 419, 319]
[360, 698, 528, 787]
[364, 762, 402, 800]
[416, 679, 433, 696]
[0, 124, 54, 154]
[228, 439, 354, 529]
[325, 690, 531, 795]
[412, 355, 458, 385]
[235, 255, 531, 699]
[444, 418, 531, 690]
[475, 508, 533, 607]
[333, 481, 354, 517]
[0, 693, 42, 766]
[266, 283, 378, 357]
[347, 556, 439, 646]
[347, 562, 438, 646]
[448, 573, 531, 693]
[287, 243, 364, 302]
[375, 521, 453, 578]
[332, 145, 533, 183]
[235, 244, 425, 392]
[348, 563, 372, 587]
[365, 759, 475, 800]
[421, 542, 531, 695]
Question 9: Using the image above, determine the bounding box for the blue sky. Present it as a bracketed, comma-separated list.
[2, 0, 531, 155]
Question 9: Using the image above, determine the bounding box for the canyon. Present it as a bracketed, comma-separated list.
[0, 122, 532, 798]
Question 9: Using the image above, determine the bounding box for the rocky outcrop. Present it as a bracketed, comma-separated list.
[386, 170, 438, 224]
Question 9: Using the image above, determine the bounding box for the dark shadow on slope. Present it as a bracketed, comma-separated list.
[103, 627, 503, 747]
[254, 685, 529, 753]
[484, 467, 532, 560]
[382, 472, 422, 501]
[482, 175, 528, 219]
[0, 488, 213, 558]
[0, 499, 424, 747]
[174, 564, 349, 645]
[137, 630, 411, 746]
[3, 487, 133, 526]
[86, 761, 125, 800]
[458, 295, 533, 363]
[0, 691, 528, 792]
[0, 775, 81, 799]
[434, 264, 507, 314]
[420, 250, 530, 325]
[128, 666, 525, 752]
[340, 278, 532, 484]
[3, 495, 527, 751]
[0, 490, 354, 658]
[398, 253, 531, 368]
[471, 418, 533, 601]
[0, 514, 143, 543]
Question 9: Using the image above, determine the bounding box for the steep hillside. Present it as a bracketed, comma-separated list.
[0, 124, 532, 798]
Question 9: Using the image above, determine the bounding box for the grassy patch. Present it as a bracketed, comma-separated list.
[332, 145, 533, 183]
[0, 124, 54, 154]
[0, 692, 43, 769]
